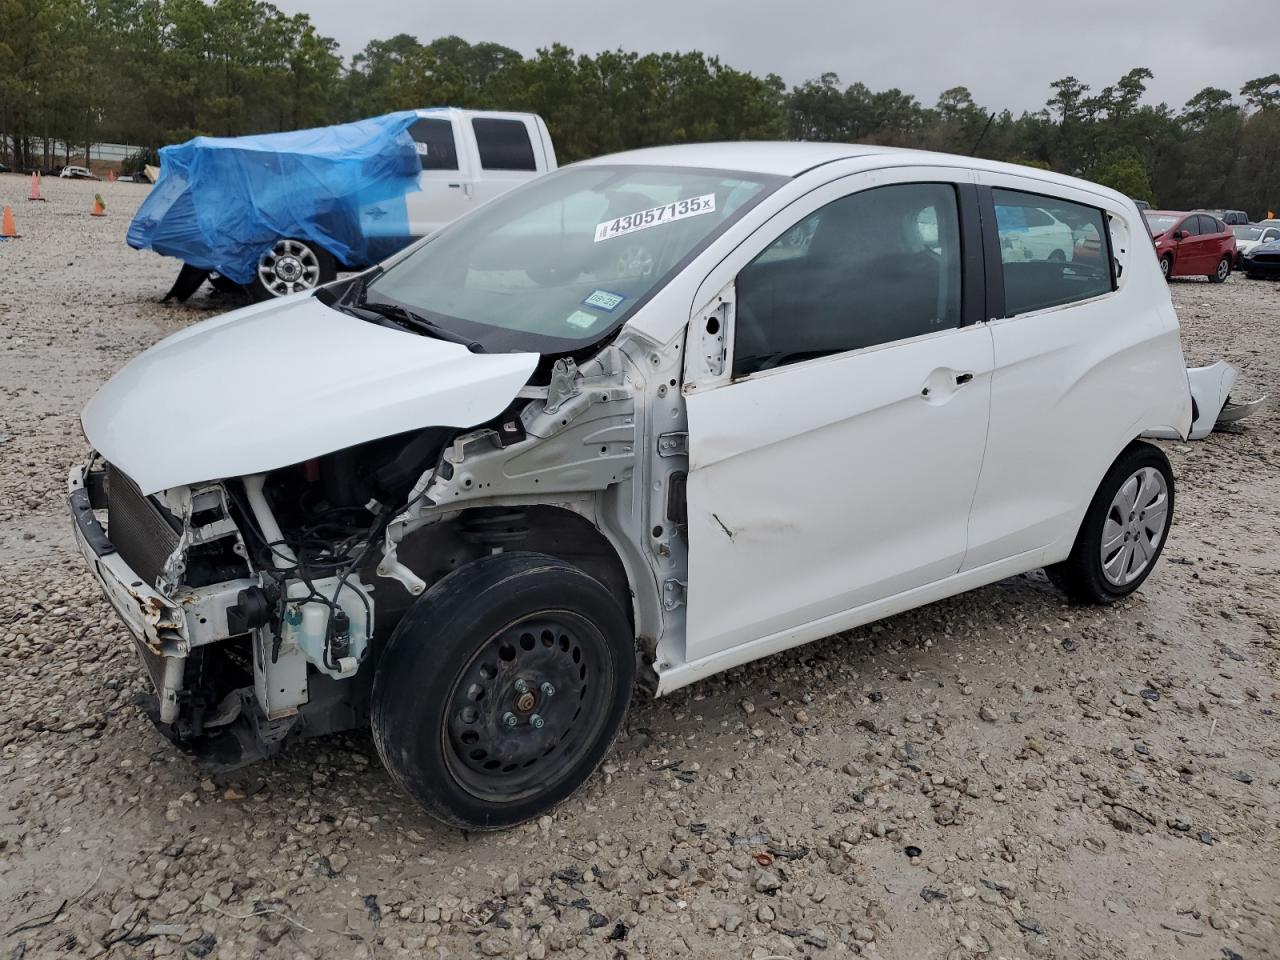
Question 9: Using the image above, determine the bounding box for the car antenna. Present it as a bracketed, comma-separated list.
[969, 112, 996, 157]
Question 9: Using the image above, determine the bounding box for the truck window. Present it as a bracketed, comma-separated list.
[472, 118, 537, 172]
[409, 118, 458, 171]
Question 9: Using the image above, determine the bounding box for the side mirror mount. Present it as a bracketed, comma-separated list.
[1173, 230, 1185, 241]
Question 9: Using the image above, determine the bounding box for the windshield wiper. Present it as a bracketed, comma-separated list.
[344, 298, 484, 353]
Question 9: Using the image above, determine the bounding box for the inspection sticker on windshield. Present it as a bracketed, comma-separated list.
[583, 289, 625, 311]
[594, 194, 716, 243]
[565, 310, 600, 329]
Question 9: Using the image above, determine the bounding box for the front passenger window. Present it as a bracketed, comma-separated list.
[733, 183, 962, 377]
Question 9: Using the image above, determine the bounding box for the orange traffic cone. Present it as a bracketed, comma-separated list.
[90, 194, 106, 217]
[1, 205, 19, 238]
[28, 172, 45, 201]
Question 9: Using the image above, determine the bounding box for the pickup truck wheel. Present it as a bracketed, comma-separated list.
[1209, 255, 1230, 283]
[371, 552, 634, 831]
[1046, 441, 1174, 604]
[250, 238, 335, 301]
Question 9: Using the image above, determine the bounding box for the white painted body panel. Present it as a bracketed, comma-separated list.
[401, 108, 557, 238]
[684, 325, 994, 659]
[963, 169, 1191, 571]
[678, 163, 995, 662]
[81, 294, 538, 494]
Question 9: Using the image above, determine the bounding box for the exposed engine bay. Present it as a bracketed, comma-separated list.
[70, 340, 678, 769]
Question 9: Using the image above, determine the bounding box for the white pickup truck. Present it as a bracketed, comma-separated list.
[254, 108, 559, 299]
[152, 108, 559, 301]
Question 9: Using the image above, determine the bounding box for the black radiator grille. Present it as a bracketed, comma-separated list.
[106, 464, 180, 588]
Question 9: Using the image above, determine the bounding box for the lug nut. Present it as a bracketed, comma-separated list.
[541, 682, 556, 697]
[513, 678, 529, 695]
[530, 714, 545, 729]
[502, 712, 518, 727]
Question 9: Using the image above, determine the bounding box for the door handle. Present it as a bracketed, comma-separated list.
[447, 183, 462, 188]
[954, 372, 974, 385]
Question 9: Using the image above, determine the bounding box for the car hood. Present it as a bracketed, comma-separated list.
[1248, 239, 1280, 255]
[82, 293, 539, 494]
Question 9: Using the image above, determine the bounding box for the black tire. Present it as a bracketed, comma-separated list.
[371, 552, 635, 830]
[248, 237, 336, 301]
[208, 272, 245, 295]
[1046, 441, 1174, 604]
[1160, 253, 1174, 281]
[1208, 255, 1230, 283]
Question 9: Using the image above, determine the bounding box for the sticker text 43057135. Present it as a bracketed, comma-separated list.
[594, 194, 717, 243]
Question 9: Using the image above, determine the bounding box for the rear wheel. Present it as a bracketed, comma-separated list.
[371, 552, 634, 830]
[249, 237, 335, 300]
[1209, 255, 1230, 283]
[1160, 253, 1173, 280]
[1046, 441, 1174, 604]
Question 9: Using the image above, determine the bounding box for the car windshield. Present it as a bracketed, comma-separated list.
[1143, 213, 1179, 233]
[1232, 225, 1263, 240]
[365, 164, 780, 353]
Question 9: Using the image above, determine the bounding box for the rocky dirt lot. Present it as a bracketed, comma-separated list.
[1, 176, 1278, 960]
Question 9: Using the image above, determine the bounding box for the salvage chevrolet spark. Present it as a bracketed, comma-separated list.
[74, 143, 1218, 829]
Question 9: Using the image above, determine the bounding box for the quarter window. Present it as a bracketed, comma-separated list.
[472, 118, 537, 171]
[733, 183, 963, 377]
[992, 188, 1113, 316]
[409, 118, 458, 171]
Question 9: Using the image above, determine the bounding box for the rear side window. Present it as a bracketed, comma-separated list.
[472, 118, 537, 171]
[409, 118, 458, 171]
[992, 188, 1113, 316]
[734, 182, 963, 377]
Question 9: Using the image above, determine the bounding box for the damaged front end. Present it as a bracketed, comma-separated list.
[67, 427, 451, 768]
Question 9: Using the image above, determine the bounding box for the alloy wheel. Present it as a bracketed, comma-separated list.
[1099, 466, 1169, 587]
[257, 238, 322, 296]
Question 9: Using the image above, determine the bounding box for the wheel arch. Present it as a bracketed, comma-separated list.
[1046, 433, 1169, 566]
[381, 503, 638, 633]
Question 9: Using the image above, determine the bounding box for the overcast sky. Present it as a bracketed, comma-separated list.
[278, 0, 1280, 115]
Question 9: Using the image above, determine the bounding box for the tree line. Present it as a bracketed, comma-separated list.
[2, 0, 1278, 215]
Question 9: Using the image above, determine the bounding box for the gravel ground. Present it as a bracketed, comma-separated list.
[1, 175, 1278, 960]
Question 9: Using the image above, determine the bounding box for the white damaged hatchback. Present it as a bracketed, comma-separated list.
[73, 143, 1227, 829]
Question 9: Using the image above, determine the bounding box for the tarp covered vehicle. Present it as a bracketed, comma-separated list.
[127, 112, 423, 301]
[127, 109, 558, 302]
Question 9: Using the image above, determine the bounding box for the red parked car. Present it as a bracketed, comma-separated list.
[1143, 210, 1236, 282]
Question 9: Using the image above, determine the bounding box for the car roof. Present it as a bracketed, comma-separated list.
[578, 142, 896, 176]
[576, 143, 1136, 203]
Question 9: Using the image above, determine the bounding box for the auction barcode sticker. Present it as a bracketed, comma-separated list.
[594, 194, 717, 243]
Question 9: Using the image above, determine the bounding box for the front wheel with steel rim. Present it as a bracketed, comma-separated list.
[1160, 253, 1173, 280]
[371, 552, 634, 830]
[249, 237, 336, 301]
[1046, 441, 1175, 604]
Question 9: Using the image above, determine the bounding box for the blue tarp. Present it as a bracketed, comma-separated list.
[127, 112, 422, 284]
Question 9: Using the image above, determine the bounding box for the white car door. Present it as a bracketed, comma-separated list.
[962, 178, 1187, 571]
[465, 115, 547, 207]
[401, 113, 475, 236]
[682, 170, 994, 662]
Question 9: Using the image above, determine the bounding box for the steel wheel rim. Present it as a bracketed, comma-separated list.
[1100, 466, 1169, 587]
[1217, 258, 1229, 280]
[257, 239, 321, 296]
[442, 611, 612, 803]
